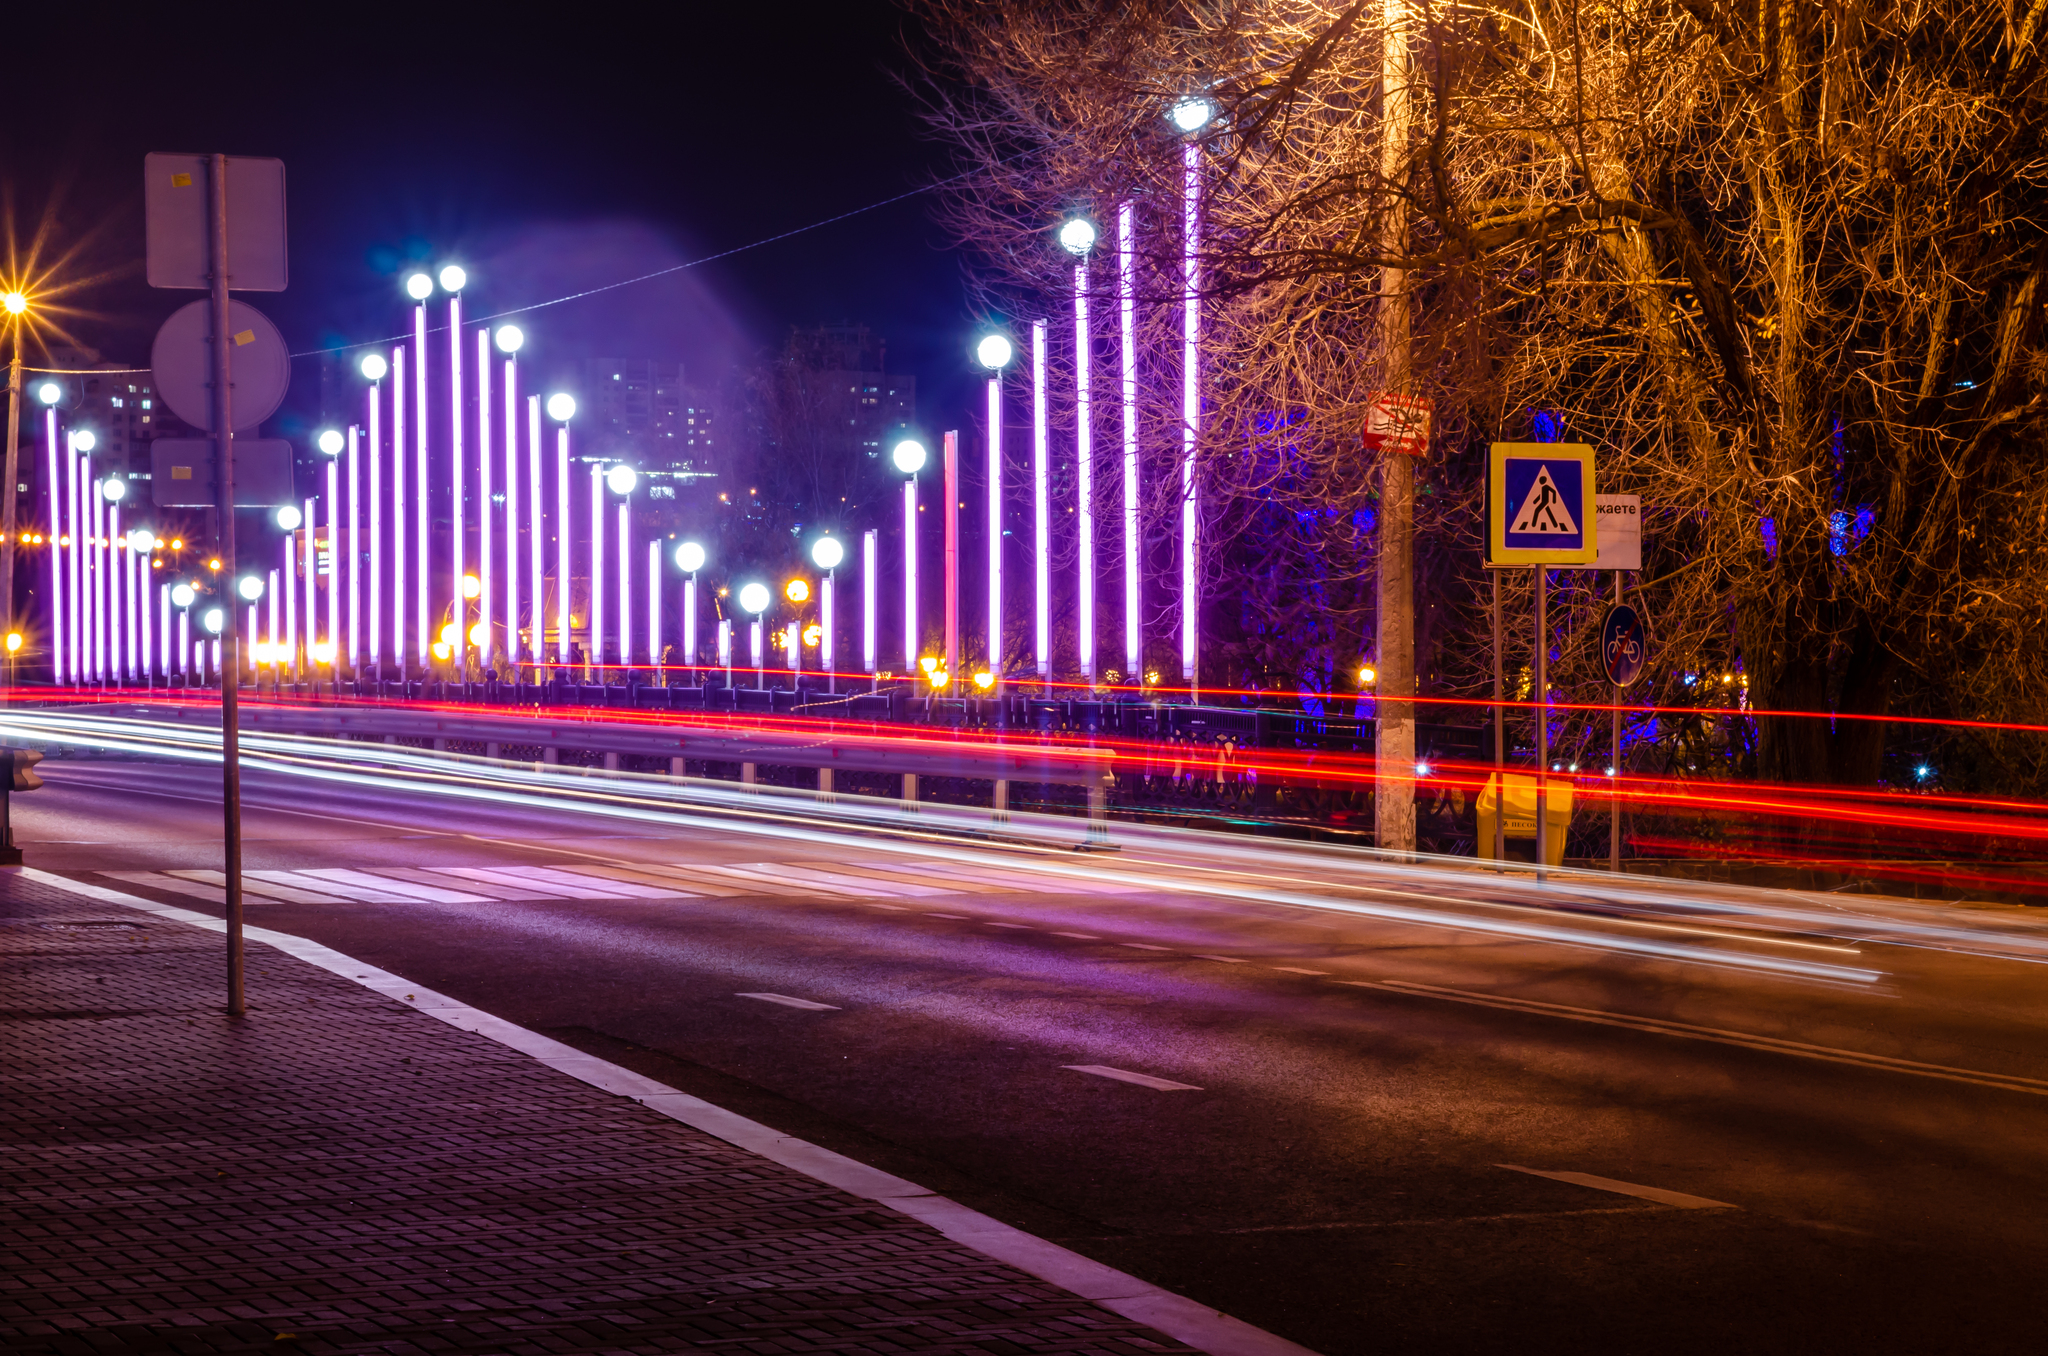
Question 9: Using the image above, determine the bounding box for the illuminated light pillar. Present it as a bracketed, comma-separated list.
[476, 327, 493, 671]
[821, 571, 835, 692]
[646, 541, 660, 670]
[326, 458, 340, 676]
[44, 410, 61, 682]
[449, 289, 466, 683]
[414, 299, 429, 676]
[588, 464, 605, 674]
[267, 567, 280, 677]
[302, 496, 316, 679]
[985, 362, 1003, 683]
[718, 617, 731, 682]
[555, 422, 570, 665]
[528, 397, 544, 664]
[1031, 319, 1050, 681]
[159, 583, 170, 683]
[750, 616, 764, 685]
[1181, 132, 1203, 693]
[1060, 222, 1096, 685]
[390, 345, 406, 674]
[902, 473, 918, 670]
[861, 529, 877, 676]
[1119, 200, 1141, 687]
[251, 601, 263, 676]
[90, 476, 104, 683]
[616, 499, 631, 667]
[683, 570, 698, 670]
[285, 533, 298, 681]
[66, 438, 81, 683]
[140, 553, 153, 683]
[501, 339, 520, 671]
[178, 607, 189, 684]
[785, 606, 798, 678]
[347, 424, 361, 672]
[107, 503, 121, 681]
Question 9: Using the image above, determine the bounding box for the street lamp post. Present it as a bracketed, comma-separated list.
[812, 536, 842, 694]
[607, 463, 636, 672]
[361, 352, 387, 679]
[861, 528, 878, 687]
[476, 326, 493, 674]
[407, 272, 432, 682]
[1375, 9, 1418, 854]
[739, 581, 769, 687]
[497, 326, 523, 676]
[588, 462, 605, 678]
[2, 289, 27, 656]
[441, 265, 467, 685]
[1118, 201, 1140, 690]
[892, 438, 926, 678]
[548, 395, 575, 668]
[319, 430, 343, 690]
[1171, 95, 1215, 698]
[37, 387, 61, 684]
[675, 541, 705, 679]
[976, 334, 1013, 693]
[1031, 320, 1050, 685]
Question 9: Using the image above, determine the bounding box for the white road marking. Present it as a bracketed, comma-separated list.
[736, 992, 841, 1011]
[1194, 954, 1248, 964]
[297, 868, 490, 905]
[432, 865, 632, 900]
[1118, 942, 1173, 952]
[172, 870, 358, 906]
[1272, 966, 1329, 975]
[988, 922, 1034, 929]
[866, 902, 911, 911]
[1349, 979, 2048, 1097]
[925, 912, 968, 920]
[1064, 1065, 1203, 1092]
[1051, 931, 1099, 939]
[1497, 1164, 1736, 1210]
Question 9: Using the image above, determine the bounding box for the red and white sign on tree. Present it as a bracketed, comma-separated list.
[1361, 392, 1432, 456]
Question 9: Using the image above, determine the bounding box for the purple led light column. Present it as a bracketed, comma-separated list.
[902, 475, 918, 670]
[647, 542, 661, 672]
[503, 346, 519, 671]
[90, 475, 103, 683]
[529, 397, 544, 664]
[390, 346, 406, 673]
[987, 368, 1002, 682]
[476, 327, 492, 670]
[588, 464, 605, 674]
[683, 570, 698, 671]
[43, 410, 61, 682]
[326, 459, 340, 675]
[302, 497, 316, 679]
[414, 303, 429, 675]
[861, 529, 877, 678]
[107, 504, 122, 682]
[616, 498, 631, 667]
[1120, 201, 1140, 686]
[555, 424, 570, 665]
[821, 571, 834, 691]
[1031, 320, 1049, 680]
[449, 291, 465, 681]
[347, 425, 361, 672]
[1182, 137, 1202, 690]
[1073, 256, 1094, 685]
[159, 584, 171, 683]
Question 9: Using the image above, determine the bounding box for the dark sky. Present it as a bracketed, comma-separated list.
[1, 1, 977, 430]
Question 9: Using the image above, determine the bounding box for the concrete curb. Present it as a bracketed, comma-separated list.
[22, 867, 1321, 1356]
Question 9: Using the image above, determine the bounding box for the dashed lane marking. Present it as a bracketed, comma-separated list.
[1194, 955, 1249, 964]
[1497, 1164, 1736, 1210]
[736, 992, 841, 1011]
[1064, 1065, 1204, 1092]
[1272, 966, 1330, 976]
[1051, 931, 1099, 939]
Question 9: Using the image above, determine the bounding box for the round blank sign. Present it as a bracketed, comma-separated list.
[150, 299, 290, 432]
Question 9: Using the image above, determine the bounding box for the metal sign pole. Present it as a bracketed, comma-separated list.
[207, 153, 246, 1016]
[1533, 566, 1547, 882]
[1491, 569, 1503, 863]
[1611, 568, 1622, 872]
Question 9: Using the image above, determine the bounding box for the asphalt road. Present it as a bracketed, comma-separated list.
[17, 756, 2048, 1355]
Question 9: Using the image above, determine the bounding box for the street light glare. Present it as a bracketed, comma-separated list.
[605, 464, 638, 495]
[102, 478, 126, 502]
[202, 608, 224, 634]
[237, 576, 265, 601]
[546, 393, 576, 421]
[1170, 95, 1216, 132]
[73, 431, 96, 453]
[810, 537, 844, 570]
[438, 265, 467, 292]
[738, 582, 770, 615]
[891, 438, 927, 474]
[317, 429, 344, 455]
[1, 291, 25, 315]
[976, 334, 1014, 370]
[1058, 218, 1097, 255]
[405, 273, 434, 300]
[171, 584, 196, 608]
[785, 578, 811, 604]
[674, 541, 706, 573]
[461, 574, 482, 599]
[495, 324, 524, 353]
[36, 382, 60, 405]
[275, 505, 302, 530]
[360, 353, 388, 381]
[127, 529, 156, 552]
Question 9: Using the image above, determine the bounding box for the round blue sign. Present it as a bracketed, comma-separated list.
[1600, 604, 1648, 687]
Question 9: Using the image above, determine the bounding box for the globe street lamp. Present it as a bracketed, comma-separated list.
[891, 437, 926, 677]
[547, 394, 576, 666]
[739, 581, 770, 687]
[976, 335, 1012, 691]
[783, 576, 810, 681]
[1061, 216, 1098, 687]
[674, 540, 706, 677]
[811, 536, 843, 693]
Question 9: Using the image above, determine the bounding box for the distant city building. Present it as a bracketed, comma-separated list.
[800, 325, 914, 459]
[43, 349, 194, 482]
[582, 358, 715, 471]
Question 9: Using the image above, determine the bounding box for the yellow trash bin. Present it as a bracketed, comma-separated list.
[1475, 772, 1574, 866]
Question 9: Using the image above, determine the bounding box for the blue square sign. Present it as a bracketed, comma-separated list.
[1489, 443, 1597, 565]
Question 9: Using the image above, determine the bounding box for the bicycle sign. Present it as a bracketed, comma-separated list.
[1600, 604, 1649, 687]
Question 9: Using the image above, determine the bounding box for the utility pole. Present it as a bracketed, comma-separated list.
[1374, 0, 1417, 855]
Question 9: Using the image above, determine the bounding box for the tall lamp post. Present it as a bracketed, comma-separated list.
[975, 333, 1013, 689]
[1, 289, 28, 656]
[1118, 201, 1140, 690]
[439, 265, 468, 683]
[36, 382, 62, 683]
[496, 325, 524, 674]
[674, 540, 705, 677]
[547, 394, 575, 667]
[1059, 218, 1097, 687]
[891, 438, 926, 676]
[811, 535, 842, 694]
[1170, 95, 1213, 698]
[606, 463, 636, 669]
[406, 272, 433, 679]
[739, 581, 769, 687]
[360, 352, 388, 679]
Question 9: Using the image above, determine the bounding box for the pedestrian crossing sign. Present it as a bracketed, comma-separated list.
[1488, 442, 1597, 565]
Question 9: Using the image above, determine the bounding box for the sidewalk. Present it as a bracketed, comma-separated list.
[0, 870, 1207, 1356]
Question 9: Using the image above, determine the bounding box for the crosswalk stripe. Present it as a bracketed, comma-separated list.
[584, 861, 753, 896]
[296, 868, 491, 904]
[723, 862, 942, 897]
[539, 864, 715, 896]
[435, 865, 636, 900]
[101, 870, 224, 905]
[519, 865, 681, 898]
[174, 869, 357, 906]
[395, 868, 563, 901]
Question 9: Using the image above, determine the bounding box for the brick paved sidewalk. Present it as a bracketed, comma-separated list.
[0, 871, 1197, 1356]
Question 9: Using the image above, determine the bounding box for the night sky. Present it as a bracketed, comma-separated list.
[1, 2, 975, 432]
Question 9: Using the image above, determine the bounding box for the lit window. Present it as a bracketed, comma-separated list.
[141, 400, 152, 409]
